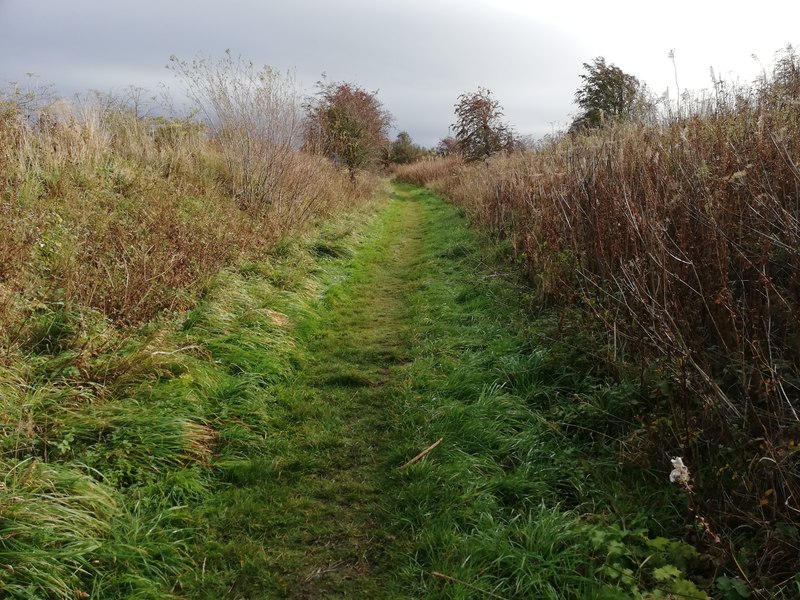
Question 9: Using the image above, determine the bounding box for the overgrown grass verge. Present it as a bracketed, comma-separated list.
[0, 73, 381, 335]
[0, 74, 385, 596]
[0, 189, 387, 598]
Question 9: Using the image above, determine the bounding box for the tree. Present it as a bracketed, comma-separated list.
[451, 87, 514, 161]
[435, 136, 459, 156]
[570, 57, 642, 131]
[386, 131, 424, 165]
[304, 81, 392, 179]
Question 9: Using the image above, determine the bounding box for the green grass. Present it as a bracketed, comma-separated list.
[1, 183, 719, 598]
[372, 186, 708, 599]
[176, 183, 427, 598]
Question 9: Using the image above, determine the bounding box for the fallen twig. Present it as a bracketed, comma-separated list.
[400, 438, 443, 469]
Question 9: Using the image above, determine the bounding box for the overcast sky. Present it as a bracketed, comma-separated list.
[1, 0, 798, 147]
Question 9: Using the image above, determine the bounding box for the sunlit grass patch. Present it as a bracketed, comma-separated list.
[0, 459, 117, 598]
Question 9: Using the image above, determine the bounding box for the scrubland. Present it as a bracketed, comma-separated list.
[393, 49, 800, 593]
[3, 46, 800, 598]
[0, 84, 375, 331]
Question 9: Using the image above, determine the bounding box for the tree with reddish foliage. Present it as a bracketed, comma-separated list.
[436, 136, 459, 156]
[451, 87, 514, 161]
[304, 81, 392, 179]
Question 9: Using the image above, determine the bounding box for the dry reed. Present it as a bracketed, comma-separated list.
[396, 48, 800, 587]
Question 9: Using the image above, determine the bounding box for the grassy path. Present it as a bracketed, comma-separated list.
[186, 183, 703, 599]
[185, 184, 427, 598]
[1, 183, 704, 598]
[242, 185, 426, 597]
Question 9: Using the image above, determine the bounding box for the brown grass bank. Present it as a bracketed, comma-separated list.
[0, 89, 377, 340]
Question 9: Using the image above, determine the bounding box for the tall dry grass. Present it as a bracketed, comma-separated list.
[391, 154, 464, 186]
[0, 67, 385, 597]
[0, 82, 363, 336]
[397, 48, 800, 587]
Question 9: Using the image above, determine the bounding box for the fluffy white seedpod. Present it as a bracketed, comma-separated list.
[669, 456, 691, 489]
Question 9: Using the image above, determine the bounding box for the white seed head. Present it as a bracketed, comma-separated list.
[669, 456, 691, 488]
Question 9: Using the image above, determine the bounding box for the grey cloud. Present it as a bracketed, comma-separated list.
[1, 0, 589, 146]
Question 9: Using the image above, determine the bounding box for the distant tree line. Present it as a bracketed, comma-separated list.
[436, 56, 648, 161]
[299, 56, 649, 171]
[384, 130, 427, 165]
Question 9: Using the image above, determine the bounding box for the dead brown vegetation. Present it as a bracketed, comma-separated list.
[395, 48, 800, 588]
[0, 87, 370, 338]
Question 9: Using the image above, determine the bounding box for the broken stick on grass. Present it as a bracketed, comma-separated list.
[400, 437, 443, 469]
